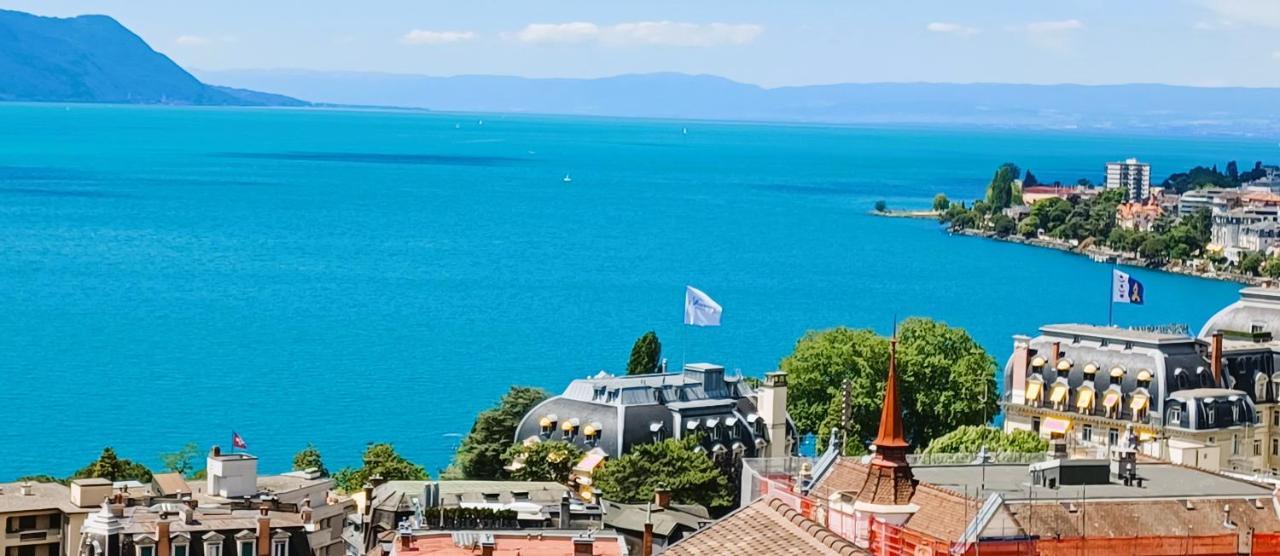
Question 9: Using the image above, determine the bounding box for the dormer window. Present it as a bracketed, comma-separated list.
[1056, 359, 1073, 373]
[562, 418, 580, 440]
[235, 531, 256, 556]
[539, 414, 558, 437]
[1206, 401, 1218, 427]
[271, 531, 290, 556]
[133, 537, 156, 556]
[1168, 406, 1182, 425]
[172, 533, 191, 556]
[1109, 366, 1125, 386]
[1030, 356, 1047, 373]
[1257, 374, 1270, 402]
[203, 532, 225, 556]
[649, 421, 664, 442]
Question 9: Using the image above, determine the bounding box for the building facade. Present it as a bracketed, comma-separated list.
[1106, 158, 1152, 201]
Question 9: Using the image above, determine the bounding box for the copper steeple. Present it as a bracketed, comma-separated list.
[856, 335, 916, 506]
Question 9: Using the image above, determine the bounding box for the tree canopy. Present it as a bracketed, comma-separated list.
[333, 443, 428, 492]
[292, 443, 329, 477]
[446, 386, 549, 479]
[159, 443, 201, 478]
[985, 163, 1021, 209]
[932, 194, 950, 212]
[779, 319, 998, 453]
[626, 331, 663, 375]
[70, 447, 153, 483]
[501, 440, 583, 483]
[922, 425, 1047, 454]
[594, 436, 732, 509]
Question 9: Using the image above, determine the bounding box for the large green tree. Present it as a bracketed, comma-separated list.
[594, 436, 731, 509]
[780, 318, 998, 452]
[159, 443, 201, 478]
[985, 163, 1021, 210]
[626, 331, 663, 375]
[923, 425, 1047, 454]
[501, 441, 583, 483]
[446, 386, 549, 479]
[70, 447, 153, 483]
[333, 443, 428, 492]
[292, 443, 329, 477]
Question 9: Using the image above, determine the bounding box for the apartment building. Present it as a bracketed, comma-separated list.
[1106, 158, 1152, 201]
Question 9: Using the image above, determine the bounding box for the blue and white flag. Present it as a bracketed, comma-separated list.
[1112, 269, 1145, 305]
[684, 285, 723, 326]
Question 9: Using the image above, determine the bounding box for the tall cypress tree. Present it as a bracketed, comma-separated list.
[626, 331, 663, 375]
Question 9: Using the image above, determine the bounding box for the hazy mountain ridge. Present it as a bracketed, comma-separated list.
[197, 69, 1280, 134]
[0, 9, 303, 106]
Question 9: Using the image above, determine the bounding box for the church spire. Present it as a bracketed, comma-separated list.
[873, 337, 909, 451]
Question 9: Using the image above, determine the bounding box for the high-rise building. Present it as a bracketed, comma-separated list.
[1106, 158, 1152, 201]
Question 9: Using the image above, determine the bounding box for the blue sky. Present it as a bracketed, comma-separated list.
[8, 0, 1280, 87]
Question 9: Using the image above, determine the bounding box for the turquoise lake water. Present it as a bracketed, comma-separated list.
[0, 103, 1273, 479]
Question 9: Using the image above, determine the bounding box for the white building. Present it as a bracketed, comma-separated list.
[1106, 158, 1152, 202]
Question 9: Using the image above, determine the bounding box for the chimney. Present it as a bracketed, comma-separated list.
[642, 504, 654, 556]
[19, 483, 32, 496]
[758, 371, 790, 458]
[479, 536, 496, 556]
[210, 445, 221, 458]
[653, 488, 671, 509]
[1212, 332, 1224, 386]
[572, 534, 594, 556]
[398, 534, 411, 552]
[1050, 341, 1061, 368]
[300, 497, 314, 531]
[362, 484, 374, 515]
[156, 519, 171, 556]
[256, 505, 270, 556]
[559, 493, 572, 529]
[369, 475, 386, 488]
[1011, 336, 1030, 404]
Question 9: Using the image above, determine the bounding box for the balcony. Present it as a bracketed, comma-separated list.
[5, 529, 61, 544]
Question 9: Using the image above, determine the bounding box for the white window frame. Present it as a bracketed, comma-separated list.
[271, 540, 288, 556]
[238, 540, 255, 556]
[171, 538, 190, 556]
[205, 544, 222, 556]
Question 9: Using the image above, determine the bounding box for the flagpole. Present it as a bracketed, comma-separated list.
[1108, 262, 1115, 327]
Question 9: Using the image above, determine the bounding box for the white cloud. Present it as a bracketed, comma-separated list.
[175, 35, 212, 47]
[1200, 0, 1280, 29]
[1009, 19, 1084, 51]
[400, 30, 476, 45]
[926, 22, 979, 37]
[513, 21, 763, 47]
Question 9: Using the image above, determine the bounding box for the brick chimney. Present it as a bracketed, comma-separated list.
[1050, 341, 1061, 368]
[642, 504, 654, 556]
[256, 505, 270, 556]
[300, 497, 314, 531]
[1212, 332, 1224, 386]
[479, 537, 496, 556]
[653, 488, 671, 509]
[156, 518, 171, 556]
[572, 534, 594, 556]
[1010, 336, 1030, 404]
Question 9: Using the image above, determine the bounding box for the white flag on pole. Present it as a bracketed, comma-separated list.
[684, 285, 722, 326]
[1111, 269, 1146, 305]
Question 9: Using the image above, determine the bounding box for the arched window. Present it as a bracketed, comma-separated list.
[1257, 373, 1270, 402]
[1174, 368, 1189, 390]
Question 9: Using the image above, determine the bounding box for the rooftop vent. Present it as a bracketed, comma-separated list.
[19, 483, 32, 496]
[1184, 499, 1196, 510]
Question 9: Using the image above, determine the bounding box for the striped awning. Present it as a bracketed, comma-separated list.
[1056, 358, 1074, 372]
[1136, 369, 1153, 382]
[1110, 366, 1125, 378]
[1130, 394, 1149, 412]
[1050, 383, 1069, 404]
[1103, 390, 1122, 408]
[1084, 362, 1100, 375]
[1025, 382, 1043, 402]
[1042, 417, 1071, 434]
[1076, 388, 1095, 410]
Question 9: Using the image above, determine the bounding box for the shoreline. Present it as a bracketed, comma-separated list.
[951, 227, 1265, 286]
[870, 210, 1266, 286]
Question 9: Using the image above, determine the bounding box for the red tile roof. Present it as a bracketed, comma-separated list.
[664, 497, 866, 555]
[812, 458, 979, 542]
[400, 533, 623, 555]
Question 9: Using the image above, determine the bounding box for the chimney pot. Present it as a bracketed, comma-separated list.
[211, 445, 221, 458]
[653, 488, 672, 509]
[479, 538, 496, 556]
[1211, 333, 1224, 386]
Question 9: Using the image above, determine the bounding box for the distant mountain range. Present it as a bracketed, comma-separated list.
[0, 9, 302, 106]
[197, 69, 1280, 135]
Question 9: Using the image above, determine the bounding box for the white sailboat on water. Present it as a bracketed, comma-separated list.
[562, 174, 573, 183]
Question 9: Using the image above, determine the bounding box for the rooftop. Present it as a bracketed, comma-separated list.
[909, 462, 1272, 503]
[399, 531, 623, 556]
[0, 482, 82, 514]
[1040, 324, 1197, 345]
[664, 497, 865, 556]
[601, 499, 710, 538]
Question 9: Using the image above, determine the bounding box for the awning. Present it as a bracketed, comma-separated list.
[539, 415, 556, 427]
[582, 424, 597, 437]
[1103, 390, 1122, 408]
[573, 452, 606, 473]
[686, 419, 700, 430]
[1042, 417, 1071, 434]
[649, 421, 663, 432]
[1056, 358, 1073, 372]
[1130, 394, 1149, 412]
[1084, 362, 1099, 375]
[1110, 366, 1125, 378]
[1075, 388, 1095, 410]
[1031, 356, 1047, 368]
[1050, 383, 1069, 403]
[1025, 382, 1043, 401]
[1136, 369, 1152, 382]
[725, 417, 739, 428]
[705, 417, 720, 428]
[562, 420, 576, 432]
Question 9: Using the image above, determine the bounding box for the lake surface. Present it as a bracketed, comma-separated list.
[0, 104, 1271, 479]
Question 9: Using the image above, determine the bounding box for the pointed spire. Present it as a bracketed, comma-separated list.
[873, 336, 908, 450]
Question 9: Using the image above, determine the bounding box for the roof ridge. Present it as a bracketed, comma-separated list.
[765, 497, 865, 554]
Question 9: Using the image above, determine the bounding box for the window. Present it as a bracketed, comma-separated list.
[239, 541, 255, 556]
[1273, 438, 1279, 456]
[1255, 440, 1262, 457]
[1274, 409, 1280, 428]
[140, 547, 155, 556]
[16, 515, 36, 532]
[1081, 425, 1093, 442]
[1032, 417, 1041, 433]
[174, 547, 187, 556]
[205, 542, 223, 556]
[18, 546, 35, 556]
[272, 541, 288, 556]
[1208, 405, 1217, 426]
[1108, 428, 1119, 446]
[1168, 406, 1182, 425]
[1233, 434, 1241, 456]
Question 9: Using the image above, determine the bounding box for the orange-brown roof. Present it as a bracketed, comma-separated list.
[665, 497, 866, 556]
[1008, 498, 1280, 538]
[401, 533, 623, 555]
[812, 458, 979, 542]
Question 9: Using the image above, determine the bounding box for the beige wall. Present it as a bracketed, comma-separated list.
[0, 511, 63, 556]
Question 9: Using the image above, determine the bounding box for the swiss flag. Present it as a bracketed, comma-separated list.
[232, 432, 247, 450]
